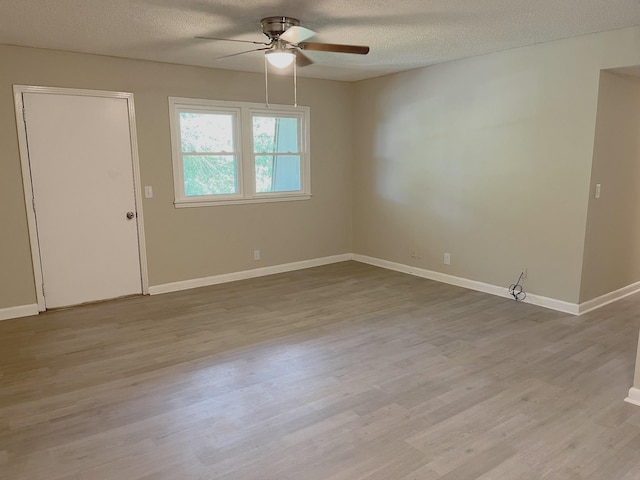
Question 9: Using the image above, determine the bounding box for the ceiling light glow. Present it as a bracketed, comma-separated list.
[266, 50, 295, 68]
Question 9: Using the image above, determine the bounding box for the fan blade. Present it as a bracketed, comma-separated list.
[196, 36, 270, 46]
[298, 42, 369, 55]
[217, 47, 271, 60]
[280, 26, 316, 44]
[295, 50, 314, 67]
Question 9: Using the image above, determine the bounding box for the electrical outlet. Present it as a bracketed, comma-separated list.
[253, 249, 260, 261]
[444, 253, 451, 265]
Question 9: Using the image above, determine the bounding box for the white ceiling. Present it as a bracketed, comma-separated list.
[1, 0, 640, 81]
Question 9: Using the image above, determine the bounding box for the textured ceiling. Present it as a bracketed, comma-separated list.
[1, 0, 640, 81]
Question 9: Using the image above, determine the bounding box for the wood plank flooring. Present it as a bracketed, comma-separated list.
[2, 261, 640, 479]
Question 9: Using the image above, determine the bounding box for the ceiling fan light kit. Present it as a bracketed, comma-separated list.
[265, 39, 296, 68]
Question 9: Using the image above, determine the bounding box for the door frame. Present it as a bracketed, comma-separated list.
[13, 85, 149, 311]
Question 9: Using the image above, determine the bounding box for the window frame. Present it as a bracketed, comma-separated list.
[169, 97, 311, 207]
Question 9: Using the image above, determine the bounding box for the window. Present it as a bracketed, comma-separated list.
[179, 109, 240, 197]
[169, 97, 310, 207]
[253, 115, 301, 193]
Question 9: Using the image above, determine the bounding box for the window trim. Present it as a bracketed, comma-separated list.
[169, 97, 311, 207]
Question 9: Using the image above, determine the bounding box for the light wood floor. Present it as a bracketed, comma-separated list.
[2, 261, 640, 479]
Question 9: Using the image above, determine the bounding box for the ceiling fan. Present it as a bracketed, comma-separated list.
[196, 16, 370, 68]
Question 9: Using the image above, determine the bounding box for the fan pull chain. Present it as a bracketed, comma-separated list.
[293, 54, 298, 107]
[264, 55, 269, 107]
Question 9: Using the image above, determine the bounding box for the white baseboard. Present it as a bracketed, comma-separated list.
[151, 252, 581, 315]
[625, 387, 640, 407]
[148, 254, 353, 295]
[0, 303, 39, 321]
[578, 280, 640, 315]
[11, 254, 634, 320]
[351, 254, 580, 315]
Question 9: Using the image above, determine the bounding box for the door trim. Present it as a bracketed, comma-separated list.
[13, 85, 149, 311]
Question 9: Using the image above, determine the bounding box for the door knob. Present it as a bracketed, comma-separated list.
[126, 211, 135, 220]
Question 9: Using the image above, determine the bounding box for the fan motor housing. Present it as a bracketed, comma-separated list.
[261, 16, 300, 40]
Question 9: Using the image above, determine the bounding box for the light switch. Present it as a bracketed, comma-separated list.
[144, 186, 153, 199]
[595, 183, 601, 199]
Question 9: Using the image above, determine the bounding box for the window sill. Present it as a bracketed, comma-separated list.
[174, 194, 312, 208]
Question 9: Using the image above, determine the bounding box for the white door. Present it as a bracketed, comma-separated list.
[23, 92, 142, 308]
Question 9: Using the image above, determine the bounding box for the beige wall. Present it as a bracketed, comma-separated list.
[0, 45, 354, 309]
[352, 26, 640, 304]
[3, 25, 640, 312]
[580, 72, 640, 303]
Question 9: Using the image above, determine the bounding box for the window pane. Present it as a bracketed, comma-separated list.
[180, 112, 234, 153]
[253, 116, 298, 153]
[183, 155, 237, 196]
[255, 155, 300, 193]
